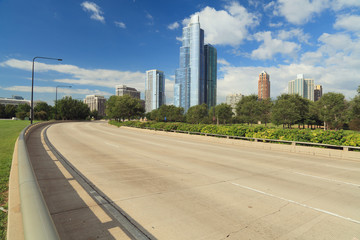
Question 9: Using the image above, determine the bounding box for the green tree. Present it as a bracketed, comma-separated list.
[271, 94, 300, 128]
[15, 104, 30, 120]
[34, 102, 52, 120]
[305, 101, 322, 129]
[106, 95, 144, 121]
[209, 103, 233, 124]
[90, 110, 99, 120]
[185, 104, 209, 124]
[236, 94, 261, 125]
[0, 104, 5, 118]
[57, 96, 90, 120]
[348, 88, 360, 130]
[5, 105, 17, 118]
[258, 98, 272, 126]
[156, 105, 184, 122]
[318, 92, 347, 130]
[34, 111, 48, 121]
[291, 95, 310, 128]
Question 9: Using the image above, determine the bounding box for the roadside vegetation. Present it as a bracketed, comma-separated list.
[108, 86, 360, 147]
[110, 120, 360, 147]
[0, 120, 29, 239]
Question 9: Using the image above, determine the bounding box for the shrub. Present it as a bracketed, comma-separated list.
[108, 121, 360, 147]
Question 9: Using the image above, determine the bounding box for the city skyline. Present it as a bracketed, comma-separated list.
[1, 0, 359, 105]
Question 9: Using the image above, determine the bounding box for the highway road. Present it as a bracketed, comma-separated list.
[33, 121, 360, 239]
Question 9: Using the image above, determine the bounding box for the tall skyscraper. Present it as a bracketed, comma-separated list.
[288, 74, 314, 101]
[84, 95, 106, 116]
[115, 85, 141, 99]
[314, 85, 323, 101]
[258, 71, 270, 100]
[204, 44, 217, 109]
[174, 15, 205, 112]
[145, 69, 165, 113]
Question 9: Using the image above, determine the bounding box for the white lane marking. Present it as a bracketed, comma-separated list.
[105, 142, 120, 148]
[231, 182, 360, 224]
[293, 172, 360, 188]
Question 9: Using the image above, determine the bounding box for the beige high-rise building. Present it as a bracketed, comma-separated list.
[258, 71, 270, 100]
[288, 74, 315, 101]
[84, 95, 106, 116]
[314, 85, 323, 101]
[115, 85, 141, 99]
[226, 93, 243, 114]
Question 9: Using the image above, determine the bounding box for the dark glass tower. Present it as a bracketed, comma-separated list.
[204, 44, 217, 109]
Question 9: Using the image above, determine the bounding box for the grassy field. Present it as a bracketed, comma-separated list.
[0, 120, 29, 239]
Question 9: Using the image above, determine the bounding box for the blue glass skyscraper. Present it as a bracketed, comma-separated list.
[174, 15, 205, 112]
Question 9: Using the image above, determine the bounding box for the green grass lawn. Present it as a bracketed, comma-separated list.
[0, 120, 29, 239]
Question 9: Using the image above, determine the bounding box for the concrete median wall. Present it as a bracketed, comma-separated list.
[7, 122, 60, 240]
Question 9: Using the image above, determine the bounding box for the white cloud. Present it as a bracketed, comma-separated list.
[331, 0, 360, 10]
[145, 12, 154, 25]
[251, 31, 300, 60]
[168, 22, 179, 30]
[182, 2, 259, 46]
[81, 1, 105, 23]
[277, 28, 310, 44]
[334, 14, 360, 32]
[0, 59, 145, 92]
[114, 21, 126, 29]
[269, 22, 283, 28]
[218, 58, 230, 66]
[0, 85, 112, 96]
[274, 0, 329, 25]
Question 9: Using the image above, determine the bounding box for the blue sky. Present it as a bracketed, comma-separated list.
[1, 0, 360, 105]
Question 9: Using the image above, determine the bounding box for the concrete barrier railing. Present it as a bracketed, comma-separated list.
[17, 122, 60, 240]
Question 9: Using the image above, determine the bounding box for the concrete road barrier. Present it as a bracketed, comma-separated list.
[9, 122, 60, 240]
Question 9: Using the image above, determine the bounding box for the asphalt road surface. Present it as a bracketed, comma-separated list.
[40, 121, 360, 239]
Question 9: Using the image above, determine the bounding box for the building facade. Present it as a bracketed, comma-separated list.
[314, 85, 323, 101]
[258, 71, 270, 100]
[115, 85, 141, 99]
[288, 74, 314, 101]
[174, 15, 205, 112]
[84, 95, 106, 116]
[145, 69, 165, 113]
[204, 44, 217, 109]
[0, 97, 30, 106]
[226, 93, 243, 114]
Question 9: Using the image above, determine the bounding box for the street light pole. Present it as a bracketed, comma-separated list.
[31, 56, 62, 124]
[55, 85, 72, 120]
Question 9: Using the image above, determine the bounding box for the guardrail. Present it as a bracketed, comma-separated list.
[138, 126, 360, 152]
[17, 122, 60, 240]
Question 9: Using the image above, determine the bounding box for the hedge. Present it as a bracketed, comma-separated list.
[109, 121, 360, 147]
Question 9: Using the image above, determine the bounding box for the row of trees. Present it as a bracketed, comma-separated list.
[0, 97, 91, 121]
[0, 102, 53, 120]
[143, 88, 360, 131]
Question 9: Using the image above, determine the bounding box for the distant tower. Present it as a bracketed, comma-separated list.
[314, 85, 323, 101]
[226, 93, 243, 114]
[288, 74, 314, 101]
[174, 14, 205, 112]
[145, 69, 165, 113]
[204, 44, 217, 109]
[115, 85, 141, 99]
[84, 95, 106, 116]
[258, 71, 270, 100]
